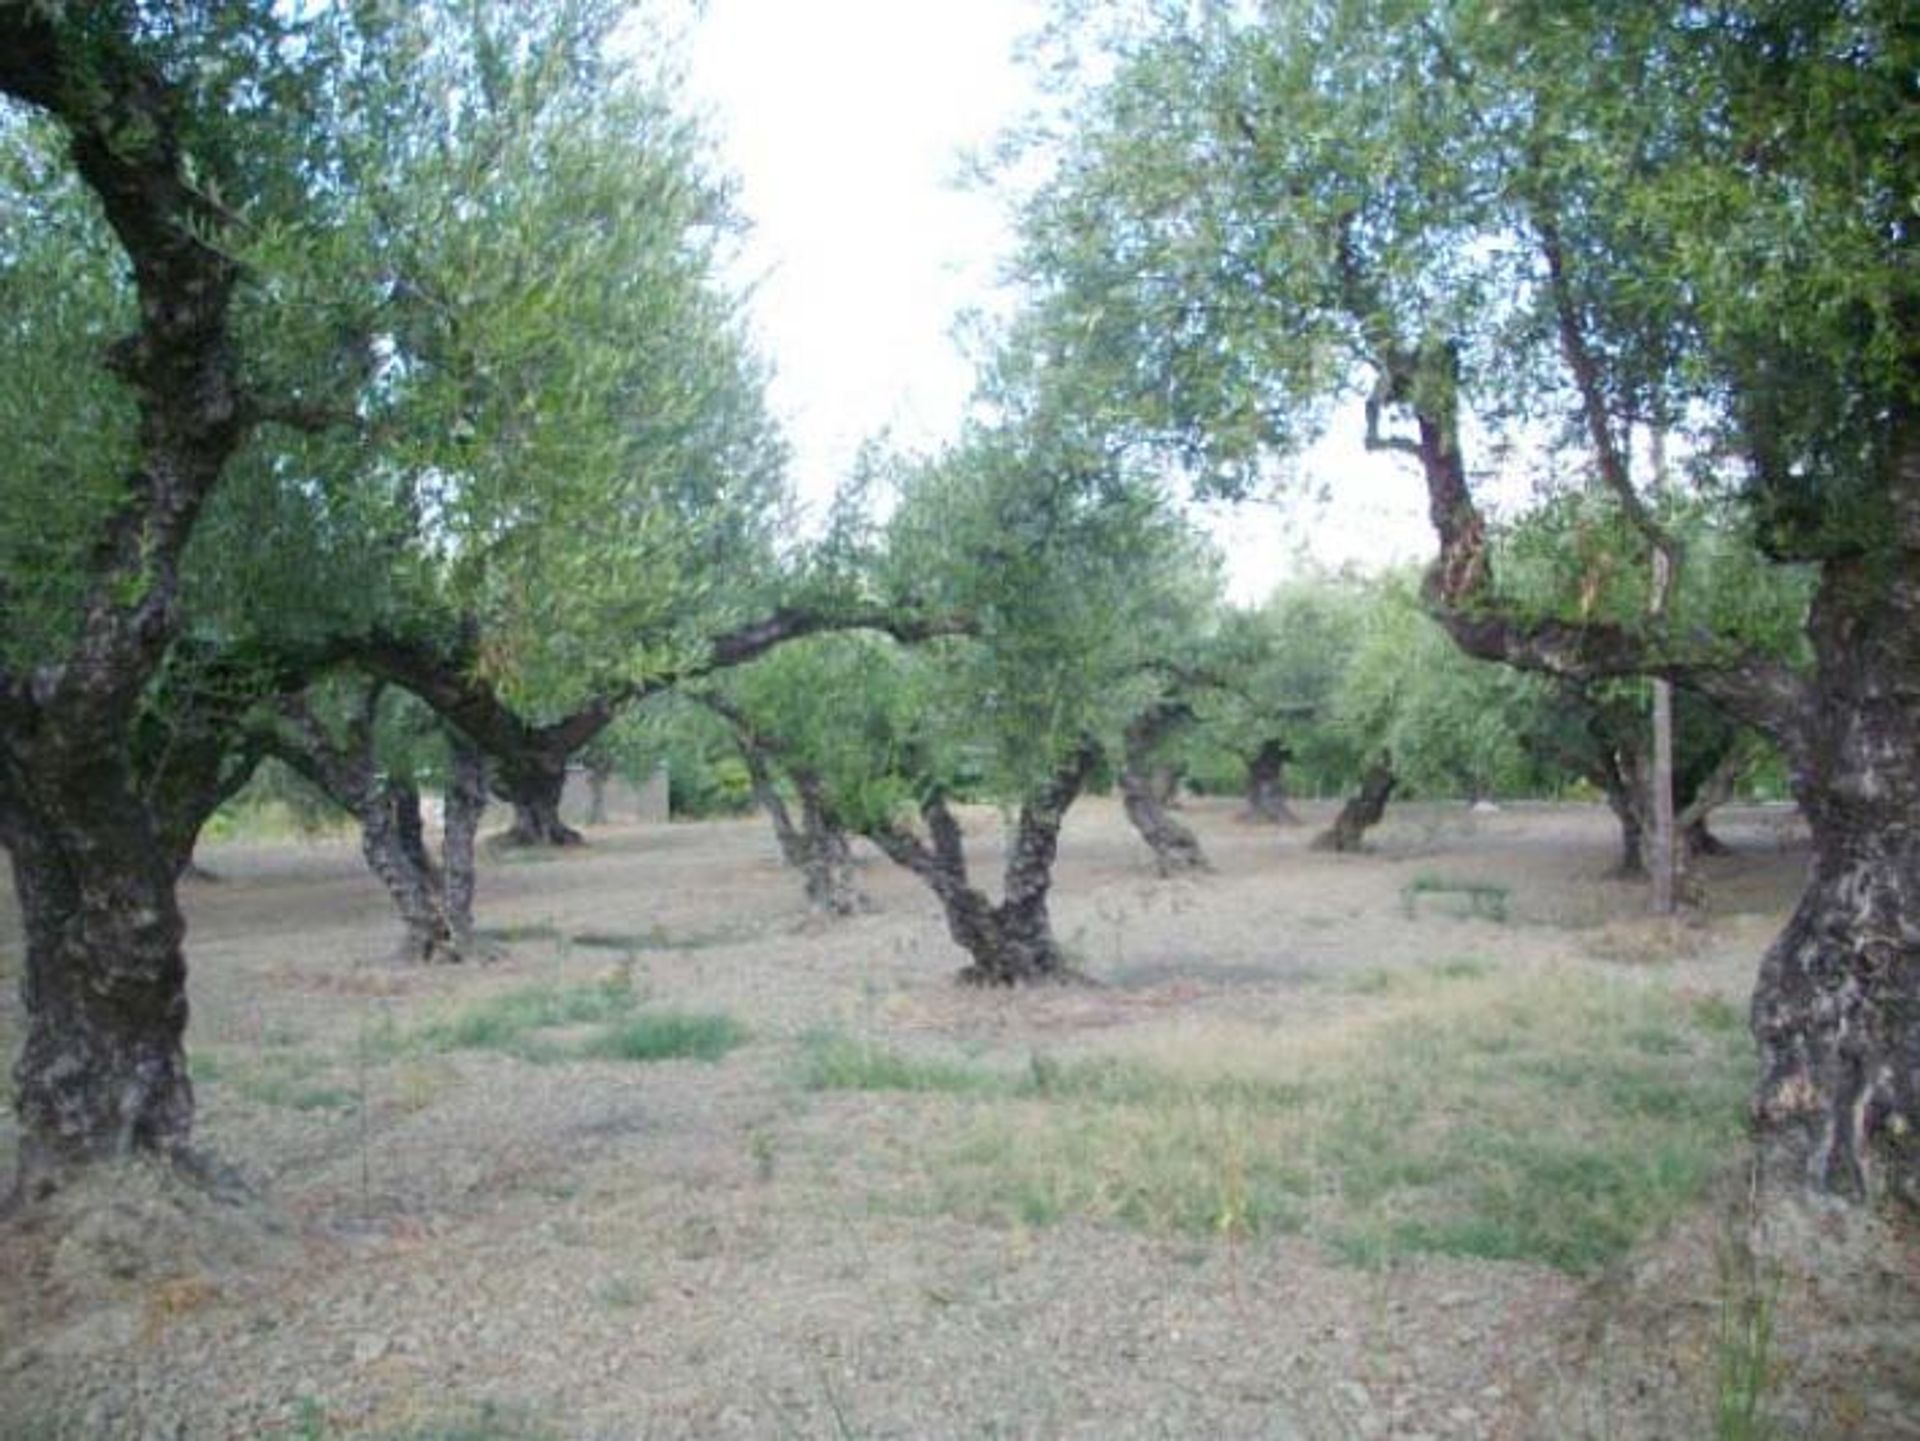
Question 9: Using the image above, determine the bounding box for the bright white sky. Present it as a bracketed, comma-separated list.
[682, 0, 1431, 602]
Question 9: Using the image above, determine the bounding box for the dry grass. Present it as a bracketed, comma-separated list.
[807, 960, 1753, 1272]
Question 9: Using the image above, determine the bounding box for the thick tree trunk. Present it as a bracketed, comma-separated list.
[1243, 739, 1301, 824]
[865, 745, 1096, 984]
[1750, 541, 1920, 1204]
[4, 785, 194, 1195]
[442, 738, 488, 954]
[1311, 758, 1396, 853]
[1119, 703, 1208, 875]
[499, 758, 583, 847]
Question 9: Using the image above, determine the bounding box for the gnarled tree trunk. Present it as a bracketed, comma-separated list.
[442, 736, 488, 955]
[3, 768, 195, 1194]
[1750, 543, 1920, 1203]
[264, 693, 466, 964]
[0, 9, 250, 1189]
[865, 744, 1097, 985]
[1243, 739, 1301, 824]
[1118, 701, 1208, 876]
[1311, 758, 1396, 853]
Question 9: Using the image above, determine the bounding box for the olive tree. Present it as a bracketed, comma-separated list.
[0, 0, 776, 1188]
[1007, 0, 1918, 1201]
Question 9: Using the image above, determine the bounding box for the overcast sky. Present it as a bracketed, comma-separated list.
[682, 0, 1430, 601]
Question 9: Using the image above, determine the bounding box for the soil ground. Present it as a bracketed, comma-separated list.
[1, 797, 1915, 1439]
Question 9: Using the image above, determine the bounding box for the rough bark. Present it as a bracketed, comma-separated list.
[1117, 702, 1208, 875]
[865, 744, 1097, 985]
[1749, 502, 1920, 1203]
[2, 771, 195, 1194]
[1242, 739, 1301, 824]
[0, 11, 252, 1185]
[263, 693, 464, 963]
[442, 736, 488, 954]
[1311, 758, 1397, 853]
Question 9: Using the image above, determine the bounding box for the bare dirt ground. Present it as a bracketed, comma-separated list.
[0, 798, 1915, 1439]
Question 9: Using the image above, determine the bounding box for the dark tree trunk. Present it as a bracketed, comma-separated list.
[264, 693, 464, 964]
[0, 12, 254, 1186]
[3, 778, 194, 1194]
[865, 744, 1096, 985]
[358, 780, 458, 963]
[499, 756, 583, 847]
[1311, 758, 1396, 853]
[442, 737, 488, 954]
[1750, 539, 1920, 1204]
[1118, 703, 1208, 876]
[1243, 740, 1301, 824]
[1607, 787, 1647, 877]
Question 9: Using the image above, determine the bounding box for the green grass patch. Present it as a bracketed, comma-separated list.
[799, 1032, 1005, 1094]
[192, 1048, 358, 1112]
[378, 980, 742, 1068]
[807, 965, 1751, 1273]
[579, 1011, 747, 1063]
[1401, 874, 1511, 922]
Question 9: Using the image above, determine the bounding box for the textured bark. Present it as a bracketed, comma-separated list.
[1118, 702, 1208, 875]
[442, 737, 488, 954]
[865, 745, 1097, 985]
[1749, 523, 1920, 1203]
[263, 694, 463, 963]
[1243, 739, 1302, 824]
[3, 774, 194, 1193]
[0, 12, 251, 1184]
[1311, 759, 1396, 853]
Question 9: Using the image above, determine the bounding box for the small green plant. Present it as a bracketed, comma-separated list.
[579, 1012, 746, 1063]
[1401, 874, 1511, 922]
[797, 1032, 1004, 1094]
[1714, 1220, 1782, 1440]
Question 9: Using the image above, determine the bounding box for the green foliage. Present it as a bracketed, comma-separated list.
[5, 0, 789, 733]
